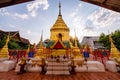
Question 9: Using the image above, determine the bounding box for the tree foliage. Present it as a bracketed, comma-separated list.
[0, 35, 29, 50]
[99, 30, 120, 51]
[8, 40, 21, 49]
[0, 35, 7, 48]
[112, 30, 120, 50]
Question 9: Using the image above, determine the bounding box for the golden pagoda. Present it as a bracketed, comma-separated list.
[50, 2, 70, 41]
[0, 33, 10, 58]
[72, 30, 83, 58]
[46, 2, 71, 56]
[34, 33, 44, 58]
[109, 34, 120, 58]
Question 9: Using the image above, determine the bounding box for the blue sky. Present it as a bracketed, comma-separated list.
[0, 0, 120, 44]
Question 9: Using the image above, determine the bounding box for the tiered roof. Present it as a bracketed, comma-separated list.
[0, 30, 29, 44]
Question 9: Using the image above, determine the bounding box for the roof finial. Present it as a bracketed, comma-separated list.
[39, 30, 43, 49]
[74, 29, 77, 39]
[74, 29, 77, 47]
[59, 1, 61, 16]
[40, 30, 43, 42]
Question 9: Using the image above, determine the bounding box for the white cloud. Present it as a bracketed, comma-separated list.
[87, 8, 120, 28]
[0, 8, 10, 16]
[26, 30, 31, 34]
[20, 29, 41, 44]
[14, 13, 29, 20]
[69, 3, 83, 29]
[68, 2, 87, 41]
[68, 2, 85, 38]
[68, 3, 117, 41]
[0, 0, 49, 19]
[30, 10, 37, 17]
[8, 24, 16, 28]
[83, 24, 94, 32]
[27, 0, 49, 17]
[78, 3, 82, 7]
[70, 12, 77, 18]
[0, 8, 29, 20]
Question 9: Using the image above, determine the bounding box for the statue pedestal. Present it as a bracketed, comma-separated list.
[0, 60, 15, 72]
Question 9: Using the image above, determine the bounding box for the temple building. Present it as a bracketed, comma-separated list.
[35, 2, 82, 58]
[81, 36, 104, 50]
[0, 30, 30, 49]
[46, 2, 71, 56]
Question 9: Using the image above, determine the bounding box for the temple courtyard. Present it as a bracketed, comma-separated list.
[0, 1, 120, 80]
[0, 70, 120, 80]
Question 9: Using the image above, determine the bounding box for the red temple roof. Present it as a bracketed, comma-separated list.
[50, 39, 66, 49]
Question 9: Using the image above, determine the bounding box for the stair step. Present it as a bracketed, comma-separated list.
[47, 59, 69, 62]
[47, 68, 69, 71]
[47, 66, 69, 70]
[47, 64, 69, 66]
[46, 59, 70, 75]
[47, 68, 70, 71]
[47, 65, 69, 67]
[46, 71, 70, 75]
[47, 66, 69, 69]
[47, 62, 69, 66]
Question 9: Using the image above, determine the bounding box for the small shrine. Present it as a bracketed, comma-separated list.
[0, 33, 9, 59]
[109, 34, 120, 58]
[34, 34, 44, 58]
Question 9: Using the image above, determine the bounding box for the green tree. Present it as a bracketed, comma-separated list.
[0, 35, 29, 50]
[112, 30, 120, 50]
[99, 30, 120, 51]
[0, 35, 7, 48]
[8, 40, 21, 49]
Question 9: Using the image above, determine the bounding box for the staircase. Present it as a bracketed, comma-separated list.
[46, 59, 70, 75]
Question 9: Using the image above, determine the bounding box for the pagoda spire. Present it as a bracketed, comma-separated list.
[39, 31, 43, 49]
[59, 1, 61, 16]
[109, 32, 120, 58]
[40, 31, 43, 42]
[74, 29, 77, 47]
[0, 32, 10, 58]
